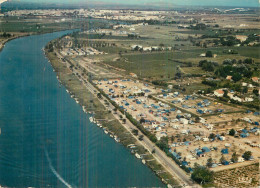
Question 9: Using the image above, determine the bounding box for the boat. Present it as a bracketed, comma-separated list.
[89, 117, 94, 122]
[104, 130, 108, 134]
[114, 136, 120, 142]
[142, 159, 146, 164]
[135, 153, 141, 159]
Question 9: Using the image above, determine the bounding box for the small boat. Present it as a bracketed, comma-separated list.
[142, 159, 146, 164]
[89, 117, 94, 122]
[114, 136, 120, 142]
[135, 153, 141, 159]
[104, 130, 108, 134]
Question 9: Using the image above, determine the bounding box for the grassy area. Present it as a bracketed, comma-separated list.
[0, 17, 108, 34]
[103, 52, 188, 79]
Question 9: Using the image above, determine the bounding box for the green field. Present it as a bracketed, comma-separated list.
[103, 52, 187, 79]
[0, 17, 108, 33]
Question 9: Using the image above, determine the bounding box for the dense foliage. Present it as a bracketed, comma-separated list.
[191, 164, 214, 184]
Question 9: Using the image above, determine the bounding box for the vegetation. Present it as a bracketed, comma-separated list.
[206, 51, 213, 57]
[243, 151, 252, 160]
[231, 152, 238, 163]
[229, 129, 236, 136]
[191, 164, 214, 185]
[199, 60, 218, 72]
[206, 158, 213, 168]
[156, 136, 169, 153]
[0, 32, 12, 38]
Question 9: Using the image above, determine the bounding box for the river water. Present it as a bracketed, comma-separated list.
[0, 31, 164, 187]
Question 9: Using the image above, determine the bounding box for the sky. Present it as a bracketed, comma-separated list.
[17, 0, 260, 7]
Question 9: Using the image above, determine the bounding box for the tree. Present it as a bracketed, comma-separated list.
[170, 136, 174, 142]
[138, 135, 144, 141]
[156, 136, 169, 152]
[122, 119, 126, 124]
[220, 155, 226, 164]
[243, 151, 252, 160]
[229, 129, 236, 136]
[209, 133, 215, 139]
[232, 73, 242, 82]
[195, 117, 200, 123]
[191, 165, 214, 184]
[132, 129, 138, 136]
[139, 117, 146, 124]
[206, 51, 213, 57]
[242, 87, 248, 94]
[253, 89, 259, 96]
[231, 152, 238, 163]
[97, 93, 102, 99]
[206, 158, 213, 168]
[113, 108, 117, 114]
[244, 58, 253, 64]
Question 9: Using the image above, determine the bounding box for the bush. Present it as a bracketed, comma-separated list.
[243, 151, 252, 160]
[191, 164, 214, 184]
[206, 51, 213, 57]
[229, 129, 236, 136]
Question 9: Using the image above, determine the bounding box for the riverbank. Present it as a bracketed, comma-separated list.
[0, 28, 79, 53]
[0, 34, 30, 52]
[44, 41, 181, 187]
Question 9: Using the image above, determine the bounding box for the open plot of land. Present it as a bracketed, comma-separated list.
[214, 163, 259, 188]
[103, 52, 187, 79]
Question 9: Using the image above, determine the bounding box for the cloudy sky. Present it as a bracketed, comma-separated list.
[19, 0, 259, 7]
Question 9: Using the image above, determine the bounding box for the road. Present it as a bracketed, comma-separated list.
[54, 50, 198, 187]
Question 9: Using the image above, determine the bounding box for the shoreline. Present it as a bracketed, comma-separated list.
[0, 28, 80, 53]
[43, 41, 183, 187]
[0, 34, 29, 52]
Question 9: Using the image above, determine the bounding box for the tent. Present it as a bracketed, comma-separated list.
[223, 161, 229, 165]
[221, 149, 229, 154]
[202, 147, 211, 152]
[182, 161, 188, 166]
[240, 133, 248, 138]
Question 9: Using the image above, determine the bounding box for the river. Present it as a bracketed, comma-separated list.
[0, 30, 164, 187]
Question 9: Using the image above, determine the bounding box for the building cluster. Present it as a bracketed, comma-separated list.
[5, 9, 170, 21]
[94, 78, 259, 171]
[131, 45, 172, 52]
